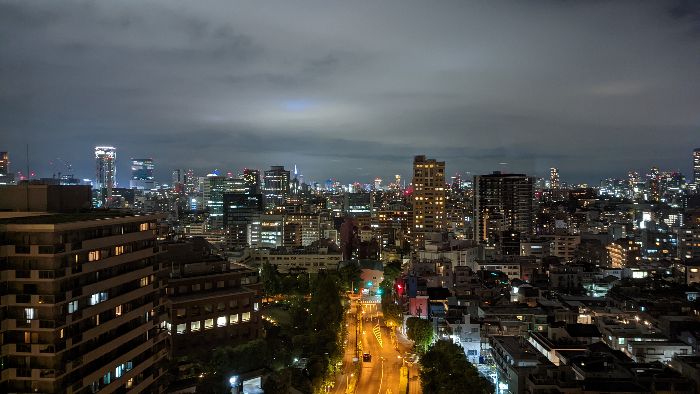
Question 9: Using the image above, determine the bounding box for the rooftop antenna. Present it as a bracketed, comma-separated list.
[25, 143, 30, 211]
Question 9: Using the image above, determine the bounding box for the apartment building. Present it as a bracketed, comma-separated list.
[0, 211, 168, 393]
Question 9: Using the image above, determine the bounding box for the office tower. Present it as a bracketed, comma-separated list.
[473, 171, 534, 246]
[345, 192, 372, 216]
[95, 146, 116, 197]
[694, 148, 700, 189]
[412, 155, 446, 249]
[263, 166, 290, 209]
[0, 151, 13, 185]
[284, 213, 321, 246]
[550, 167, 560, 189]
[202, 174, 245, 231]
[242, 168, 261, 195]
[223, 193, 263, 249]
[249, 214, 284, 248]
[0, 207, 168, 392]
[129, 158, 155, 190]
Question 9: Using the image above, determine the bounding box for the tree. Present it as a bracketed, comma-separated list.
[262, 369, 292, 394]
[419, 340, 493, 394]
[382, 301, 402, 328]
[406, 316, 434, 353]
[309, 273, 343, 331]
[260, 262, 281, 297]
[338, 262, 362, 292]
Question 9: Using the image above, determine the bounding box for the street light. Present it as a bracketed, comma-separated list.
[229, 376, 239, 394]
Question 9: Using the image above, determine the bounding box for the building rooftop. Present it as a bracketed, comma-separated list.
[0, 210, 150, 225]
[492, 336, 540, 361]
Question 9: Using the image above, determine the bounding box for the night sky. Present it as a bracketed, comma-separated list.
[1, 1, 699, 185]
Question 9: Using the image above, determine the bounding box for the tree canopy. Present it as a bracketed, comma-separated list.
[419, 340, 494, 394]
[406, 316, 434, 353]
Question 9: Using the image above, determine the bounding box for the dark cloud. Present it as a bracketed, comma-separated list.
[1, 0, 699, 185]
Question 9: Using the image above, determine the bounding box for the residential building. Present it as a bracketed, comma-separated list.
[412, 155, 446, 249]
[0, 209, 168, 393]
[473, 172, 534, 246]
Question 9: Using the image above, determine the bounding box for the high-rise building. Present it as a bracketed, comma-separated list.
[223, 193, 263, 248]
[95, 146, 116, 197]
[648, 166, 660, 203]
[263, 166, 290, 209]
[694, 148, 700, 189]
[203, 175, 248, 231]
[473, 171, 534, 246]
[412, 155, 446, 249]
[550, 167, 560, 189]
[129, 158, 155, 190]
[242, 168, 261, 195]
[0, 151, 14, 185]
[0, 208, 168, 393]
[0, 151, 8, 176]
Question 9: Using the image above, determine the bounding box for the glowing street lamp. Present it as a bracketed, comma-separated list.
[229, 375, 239, 394]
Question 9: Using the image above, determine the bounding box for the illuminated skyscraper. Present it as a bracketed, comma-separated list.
[550, 167, 560, 189]
[694, 148, 700, 189]
[648, 166, 660, 202]
[203, 174, 249, 230]
[129, 158, 155, 190]
[0, 151, 13, 185]
[95, 146, 116, 197]
[0, 151, 8, 176]
[242, 168, 261, 194]
[473, 171, 534, 246]
[263, 166, 290, 209]
[412, 155, 446, 249]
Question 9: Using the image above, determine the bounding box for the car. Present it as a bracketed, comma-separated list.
[362, 353, 372, 362]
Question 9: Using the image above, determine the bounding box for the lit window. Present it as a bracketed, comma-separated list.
[254, 302, 259, 312]
[126, 378, 134, 388]
[140, 223, 149, 231]
[242, 312, 251, 322]
[115, 305, 122, 316]
[103, 371, 111, 385]
[205, 319, 214, 329]
[176, 324, 186, 334]
[114, 245, 124, 256]
[88, 250, 100, 262]
[90, 292, 108, 305]
[24, 308, 36, 320]
[217, 316, 227, 327]
[68, 300, 79, 313]
[191, 321, 201, 332]
[230, 314, 239, 324]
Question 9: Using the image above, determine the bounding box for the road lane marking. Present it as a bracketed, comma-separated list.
[378, 358, 384, 394]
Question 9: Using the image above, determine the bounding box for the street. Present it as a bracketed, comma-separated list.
[334, 300, 421, 394]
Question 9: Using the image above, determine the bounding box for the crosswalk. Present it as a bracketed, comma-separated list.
[373, 324, 383, 348]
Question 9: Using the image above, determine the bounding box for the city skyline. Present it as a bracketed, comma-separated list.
[1, 1, 699, 184]
[1, 144, 699, 189]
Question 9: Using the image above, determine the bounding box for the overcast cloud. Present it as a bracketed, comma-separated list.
[1, 0, 699, 185]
